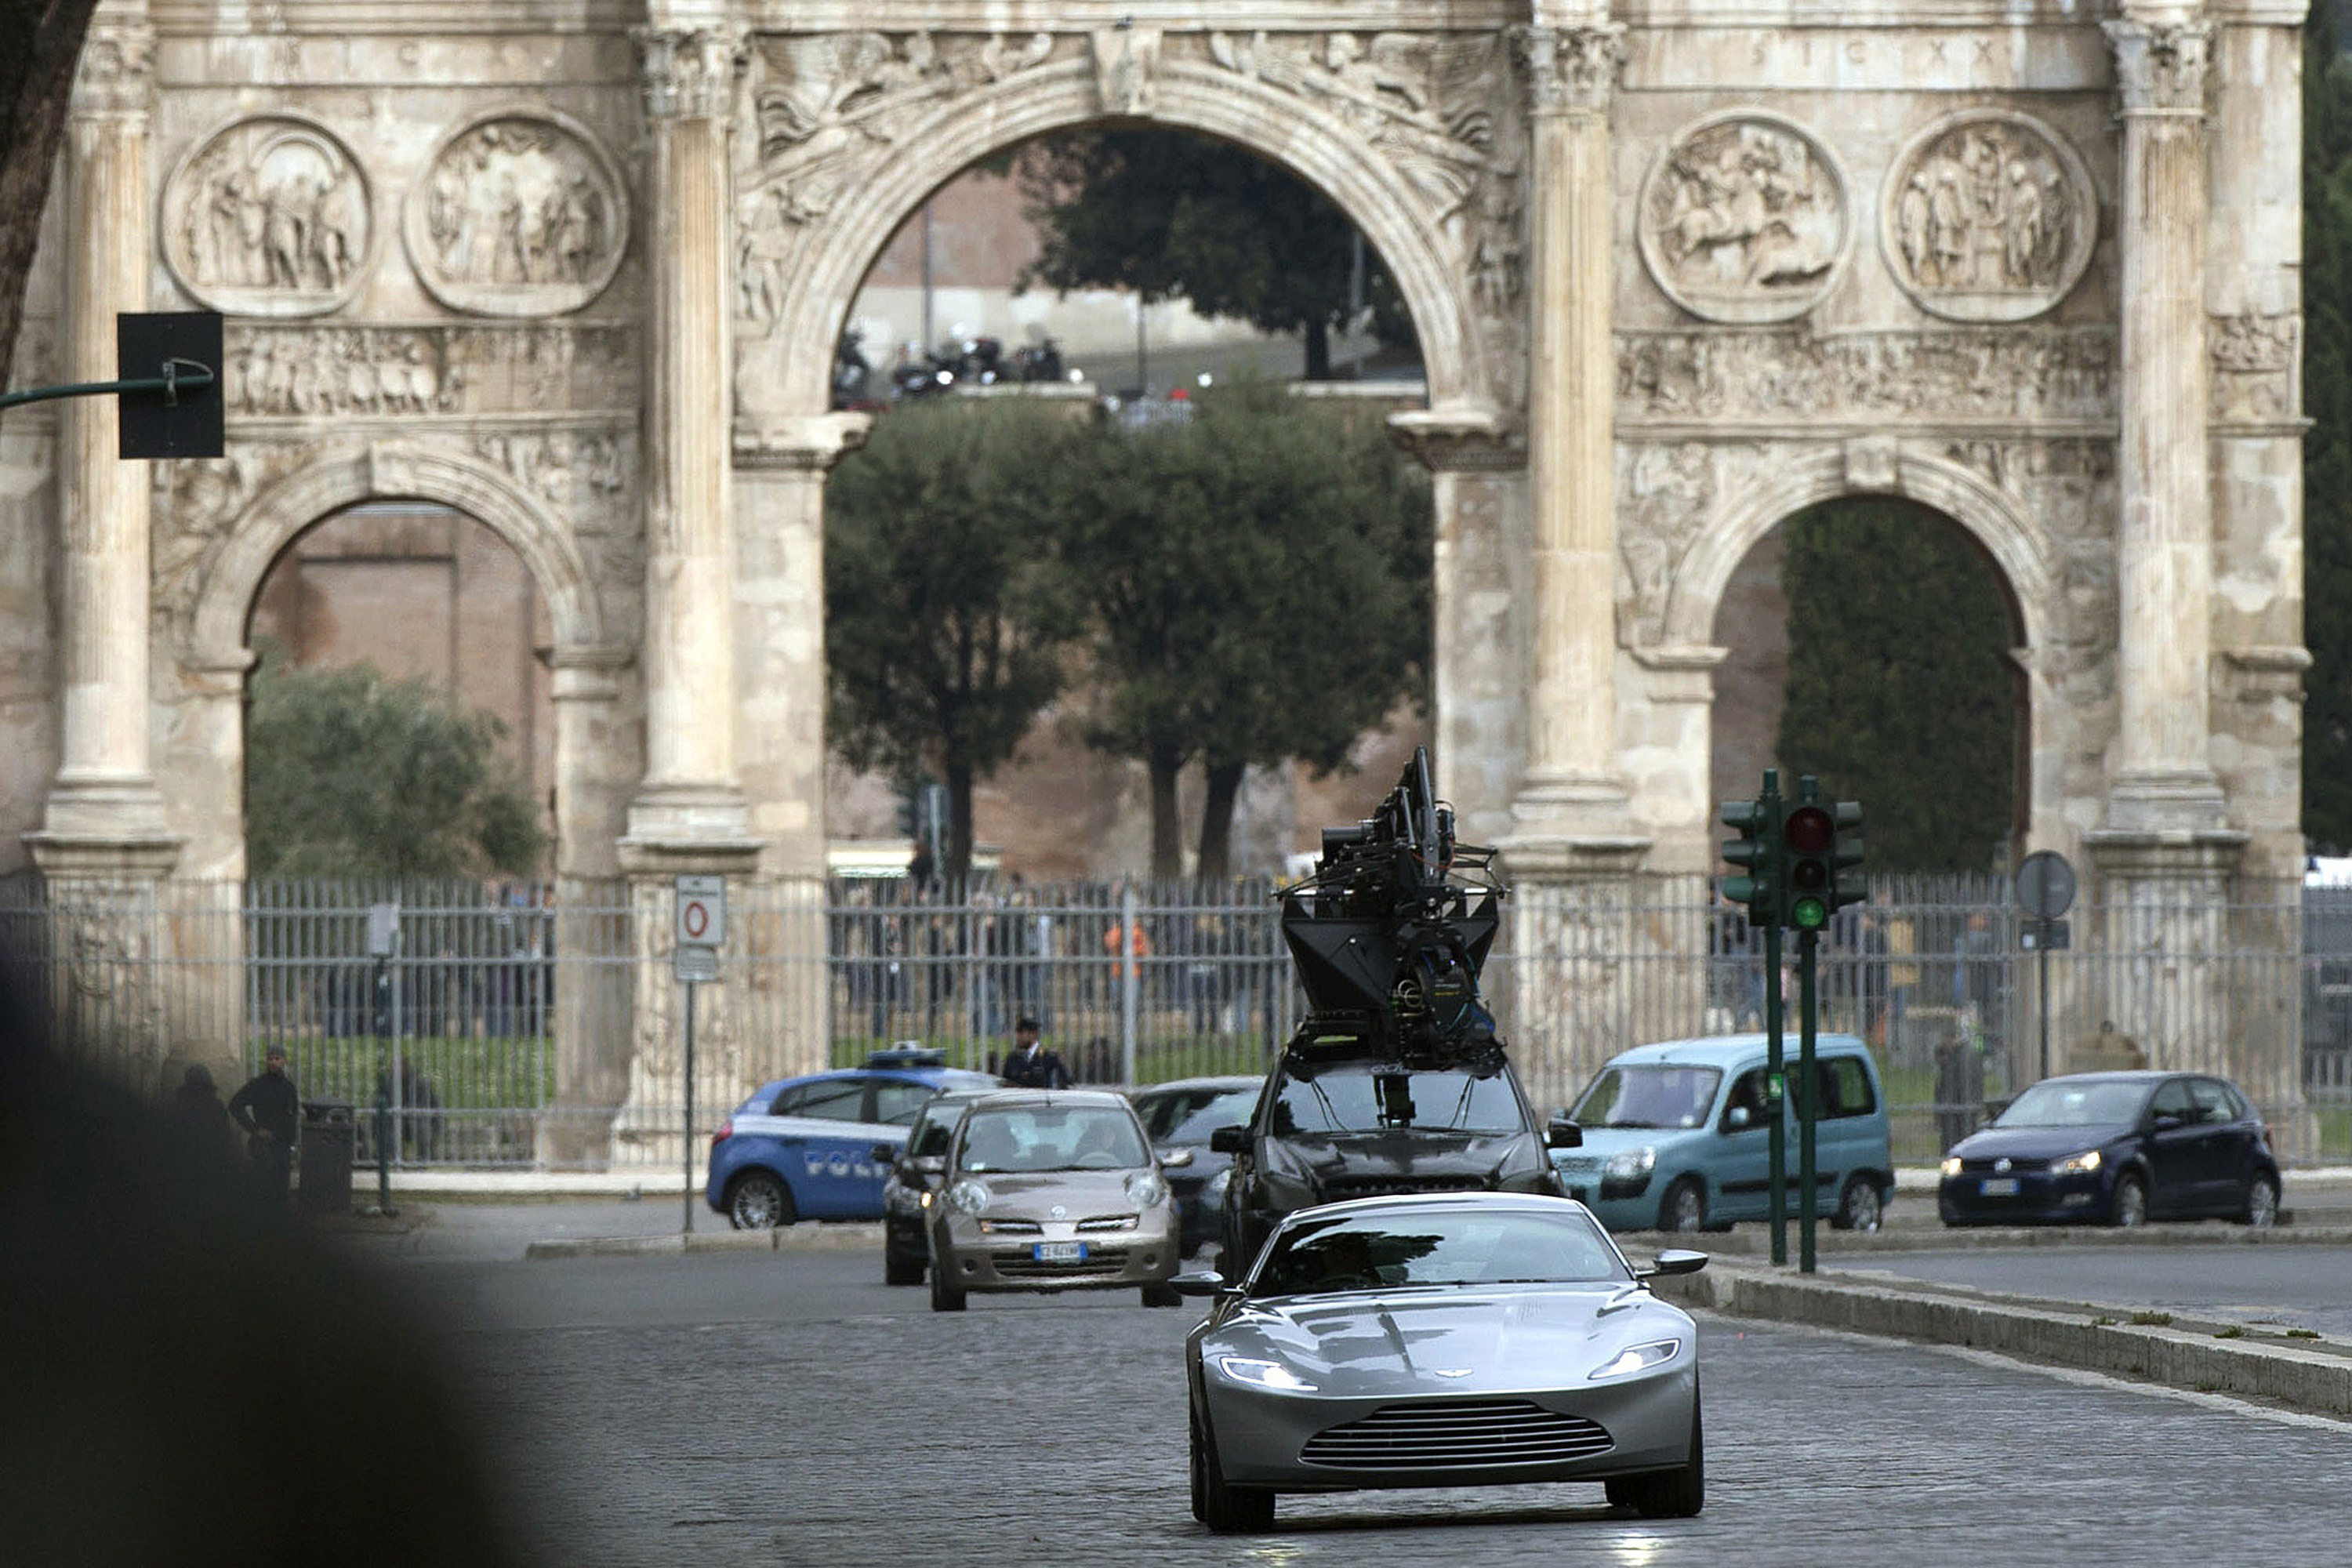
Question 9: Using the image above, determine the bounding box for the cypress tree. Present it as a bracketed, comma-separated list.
[2303, 8, 2352, 851]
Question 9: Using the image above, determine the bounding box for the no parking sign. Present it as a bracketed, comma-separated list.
[675, 875, 724, 983]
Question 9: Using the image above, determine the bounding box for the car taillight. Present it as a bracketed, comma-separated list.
[712, 1120, 732, 1147]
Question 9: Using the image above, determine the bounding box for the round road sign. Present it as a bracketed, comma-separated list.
[2014, 850, 2077, 920]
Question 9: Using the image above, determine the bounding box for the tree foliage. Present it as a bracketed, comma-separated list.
[244, 648, 546, 880]
[1062, 381, 1432, 878]
[0, 0, 100, 394]
[825, 400, 1087, 884]
[1017, 132, 1414, 379]
[1775, 501, 2020, 874]
[2304, 10, 2352, 851]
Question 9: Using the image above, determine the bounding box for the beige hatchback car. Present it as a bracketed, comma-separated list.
[925, 1089, 1188, 1312]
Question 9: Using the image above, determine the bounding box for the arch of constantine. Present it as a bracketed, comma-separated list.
[2, 1, 2312, 1146]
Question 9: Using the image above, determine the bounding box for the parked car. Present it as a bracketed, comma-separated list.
[1553, 1034, 1895, 1235]
[1175, 1192, 1708, 1534]
[924, 1089, 1186, 1312]
[1129, 1075, 1262, 1259]
[707, 1054, 998, 1230]
[880, 1088, 997, 1284]
[1937, 1070, 2281, 1228]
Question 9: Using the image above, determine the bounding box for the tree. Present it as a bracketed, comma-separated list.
[825, 399, 1086, 885]
[1065, 381, 1432, 880]
[1018, 132, 1414, 380]
[0, 1, 101, 394]
[2304, 9, 2352, 852]
[244, 648, 546, 880]
[1775, 501, 2019, 874]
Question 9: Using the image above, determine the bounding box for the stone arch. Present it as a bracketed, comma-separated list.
[757, 54, 1500, 421]
[188, 440, 607, 670]
[1660, 445, 2056, 655]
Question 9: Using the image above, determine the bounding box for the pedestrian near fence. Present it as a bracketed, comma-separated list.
[229, 1044, 301, 1204]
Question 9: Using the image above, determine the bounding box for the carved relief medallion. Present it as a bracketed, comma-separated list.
[1638, 111, 1849, 325]
[162, 114, 372, 318]
[1882, 110, 2096, 325]
[405, 111, 629, 318]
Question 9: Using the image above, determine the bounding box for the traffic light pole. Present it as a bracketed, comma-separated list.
[1798, 927, 1820, 1274]
[1760, 769, 1788, 1267]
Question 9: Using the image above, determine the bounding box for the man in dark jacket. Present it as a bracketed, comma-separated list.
[228, 1044, 301, 1203]
[997, 1018, 1069, 1089]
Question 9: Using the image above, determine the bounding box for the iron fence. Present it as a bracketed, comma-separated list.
[1, 873, 2339, 1167]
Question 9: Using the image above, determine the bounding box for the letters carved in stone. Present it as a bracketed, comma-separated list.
[162, 115, 372, 318]
[408, 113, 630, 318]
[1639, 113, 1848, 325]
[1884, 111, 2096, 325]
[1616, 327, 2117, 423]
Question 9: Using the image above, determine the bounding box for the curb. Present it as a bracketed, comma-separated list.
[1651, 1262, 2352, 1417]
[524, 1223, 886, 1260]
[1671, 1222, 2352, 1254]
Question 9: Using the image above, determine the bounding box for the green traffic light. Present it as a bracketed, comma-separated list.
[1791, 895, 1828, 930]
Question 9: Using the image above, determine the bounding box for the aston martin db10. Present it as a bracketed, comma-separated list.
[1178, 1192, 1707, 1533]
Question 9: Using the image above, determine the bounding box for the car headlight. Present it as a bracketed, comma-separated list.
[946, 1179, 991, 1215]
[1940, 1156, 1962, 1178]
[1215, 1356, 1318, 1392]
[2053, 1149, 2103, 1175]
[1602, 1147, 1657, 1181]
[1126, 1171, 1170, 1209]
[1589, 1338, 1682, 1381]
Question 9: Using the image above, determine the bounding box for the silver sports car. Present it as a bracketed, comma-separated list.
[1177, 1192, 1706, 1533]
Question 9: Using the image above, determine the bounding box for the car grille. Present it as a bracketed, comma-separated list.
[1300, 1399, 1614, 1471]
[993, 1248, 1129, 1279]
[1076, 1215, 1137, 1233]
[1319, 1174, 1489, 1201]
[1552, 1156, 1602, 1176]
[978, 1218, 1043, 1236]
[1958, 1156, 2049, 1174]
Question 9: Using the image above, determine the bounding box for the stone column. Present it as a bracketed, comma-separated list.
[1504, 20, 1642, 870]
[543, 647, 637, 1166]
[2102, 9, 2227, 833]
[624, 24, 759, 862]
[27, 15, 177, 880]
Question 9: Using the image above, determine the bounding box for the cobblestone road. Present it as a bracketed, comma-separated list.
[390, 1248, 2352, 1568]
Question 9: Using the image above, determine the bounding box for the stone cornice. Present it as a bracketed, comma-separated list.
[636, 26, 744, 122]
[1515, 22, 1624, 118]
[733, 412, 875, 471]
[2104, 16, 2213, 117]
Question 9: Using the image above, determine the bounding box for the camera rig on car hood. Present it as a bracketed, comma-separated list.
[1278, 746, 1507, 1076]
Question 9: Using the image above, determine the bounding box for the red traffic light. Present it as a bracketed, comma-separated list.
[1784, 804, 1833, 853]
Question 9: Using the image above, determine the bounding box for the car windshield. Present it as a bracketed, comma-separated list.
[956, 1106, 1150, 1173]
[1271, 1065, 1525, 1136]
[1993, 1080, 2149, 1128]
[1147, 1087, 1260, 1144]
[908, 1107, 966, 1158]
[1570, 1065, 1725, 1130]
[1252, 1208, 1628, 1295]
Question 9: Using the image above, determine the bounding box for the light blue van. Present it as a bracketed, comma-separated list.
[1551, 1034, 1894, 1234]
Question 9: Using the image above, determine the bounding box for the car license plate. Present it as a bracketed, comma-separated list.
[1980, 1178, 2019, 1196]
[1034, 1241, 1087, 1262]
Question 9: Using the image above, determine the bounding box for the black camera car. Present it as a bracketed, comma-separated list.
[1214, 750, 1581, 1271]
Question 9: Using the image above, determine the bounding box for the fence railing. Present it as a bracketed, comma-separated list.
[4, 874, 2341, 1167]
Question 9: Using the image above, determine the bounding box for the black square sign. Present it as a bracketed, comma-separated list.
[117, 310, 223, 459]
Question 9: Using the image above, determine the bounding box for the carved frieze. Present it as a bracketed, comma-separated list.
[1616, 327, 2116, 423]
[221, 323, 636, 419]
[475, 429, 634, 516]
[1883, 111, 2096, 325]
[1639, 112, 1848, 325]
[1615, 442, 1715, 648]
[2209, 311, 2300, 424]
[162, 115, 372, 318]
[407, 111, 629, 318]
[1092, 27, 1162, 114]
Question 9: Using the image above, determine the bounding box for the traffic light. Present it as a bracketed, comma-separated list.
[1829, 801, 1865, 915]
[1719, 796, 1781, 922]
[1783, 790, 1834, 933]
[894, 783, 920, 840]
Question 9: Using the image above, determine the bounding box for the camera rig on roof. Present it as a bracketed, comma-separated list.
[1278, 746, 1508, 1076]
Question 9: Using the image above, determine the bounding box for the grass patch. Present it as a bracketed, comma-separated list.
[2321, 1106, 2350, 1161]
[249, 1033, 555, 1109]
[2089, 1315, 2118, 1327]
[2193, 1381, 2222, 1393]
[2285, 1328, 2323, 1340]
[2212, 1326, 2246, 1340]
[2127, 1311, 2174, 1327]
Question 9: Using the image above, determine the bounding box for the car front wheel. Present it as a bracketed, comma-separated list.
[1831, 1174, 1883, 1232]
[884, 1247, 925, 1286]
[929, 1265, 966, 1313]
[1192, 1410, 1274, 1533]
[2240, 1173, 2280, 1229]
[1658, 1177, 1707, 1233]
[725, 1171, 793, 1231]
[1605, 1381, 1704, 1519]
[2109, 1173, 2149, 1229]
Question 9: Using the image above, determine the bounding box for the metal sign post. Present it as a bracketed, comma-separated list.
[365, 902, 400, 1217]
[1797, 927, 1820, 1275]
[1760, 770, 1788, 1268]
[2014, 851, 2078, 1083]
[675, 876, 725, 1234]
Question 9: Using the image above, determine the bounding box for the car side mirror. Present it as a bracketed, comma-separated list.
[1724, 1106, 1753, 1131]
[1636, 1250, 1709, 1280]
[1209, 1125, 1250, 1155]
[910, 1154, 946, 1176]
[1160, 1146, 1195, 1168]
[870, 1142, 898, 1163]
[2150, 1112, 2185, 1133]
[1171, 1269, 1228, 1298]
[1545, 1118, 1582, 1149]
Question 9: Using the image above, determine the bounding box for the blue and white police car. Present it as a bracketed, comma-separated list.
[707, 1047, 1000, 1229]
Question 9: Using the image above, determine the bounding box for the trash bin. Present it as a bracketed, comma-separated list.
[298, 1100, 354, 1214]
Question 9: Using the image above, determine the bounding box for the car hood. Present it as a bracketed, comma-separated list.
[1163, 1147, 1231, 1190]
[960, 1168, 1146, 1217]
[1950, 1124, 2135, 1163]
[1278, 1131, 1542, 1189]
[1550, 1125, 1708, 1165]
[1203, 1285, 1693, 1398]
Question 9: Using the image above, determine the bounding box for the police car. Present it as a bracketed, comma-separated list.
[707, 1047, 1000, 1229]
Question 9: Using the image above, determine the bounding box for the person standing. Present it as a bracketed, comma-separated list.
[228, 1044, 302, 1204]
[998, 1017, 1069, 1090]
[167, 1063, 237, 1167]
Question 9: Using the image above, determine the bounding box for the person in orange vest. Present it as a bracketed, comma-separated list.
[1104, 917, 1151, 982]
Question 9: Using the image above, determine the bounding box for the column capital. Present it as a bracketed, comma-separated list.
[1515, 24, 1624, 120]
[2104, 16, 2213, 118]
[71, 20, 154, 121]
[635, 26, 746, 122]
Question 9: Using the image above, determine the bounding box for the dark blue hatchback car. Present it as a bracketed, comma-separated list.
[708, 1054, 998, 1229]
[1938, 1070, 2281, 1229]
